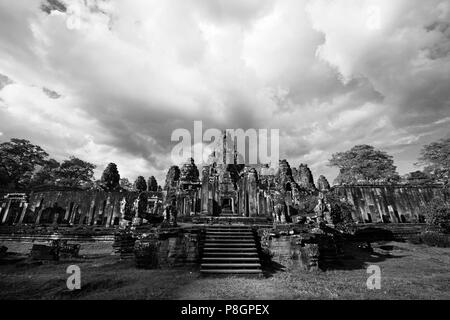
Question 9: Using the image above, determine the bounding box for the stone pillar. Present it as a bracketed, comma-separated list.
[1, 200, 11, 224]
[257, 193, 260, 216]
[35, 206, 44, 225]
[286, 201, 290, 218]
[69, 205, 77, 224]
[18, 202, 29, 224]
[231, 197, 235, 214]
[52, 208, 59, 224]
[111, 198, 121, 225]
[64, 204, 71, 221]
[106, 198, 115, 227]
[87, 200, 96, 225]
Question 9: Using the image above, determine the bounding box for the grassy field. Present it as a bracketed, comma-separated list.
[0, 240, 449, 300]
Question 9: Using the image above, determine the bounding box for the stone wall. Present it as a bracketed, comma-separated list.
[333, 185, 449, 223]
[25, 190, 127, 226]
[258, 227, 321, 271]
[134, 229, 201, 268]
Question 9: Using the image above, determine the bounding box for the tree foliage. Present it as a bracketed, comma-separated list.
[100, 163, 121, 191]
[30, 158, 60, 187]
[119, 178, 133, 191]
[147, 176, 158, 191]
[418, 137, 450, 184]
[134, 176, 147, 192]
[0, 138, 49, 188]
[329, 145, 399, 184]
[423, 197, 450, 234]
[55, 157, 96, 188]
[404, 170, 432, 185]
[164, 166, 180, 189]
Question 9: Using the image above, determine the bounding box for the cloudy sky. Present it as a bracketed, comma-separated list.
[0, 0, 449, 184]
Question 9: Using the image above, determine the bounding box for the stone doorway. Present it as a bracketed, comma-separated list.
[221, 198, 231, 210]
[220, 197, 234, 216]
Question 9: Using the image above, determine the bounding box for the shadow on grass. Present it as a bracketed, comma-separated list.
[320, 241, 407, 271]
[262, 261, 286, 278]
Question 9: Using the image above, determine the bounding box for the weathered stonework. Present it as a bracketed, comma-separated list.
[134, 229, 201, 268]
[317, 175, 331, 192]
[293, 164, 316, 191]
[333, 185, 449, 223]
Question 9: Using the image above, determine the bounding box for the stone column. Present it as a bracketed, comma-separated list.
[64, 204, 71, 221]
[106, 198, 115, 227]
[1, 200, 12, 224]
[35, 206, 44, 225]
[18, 202, 29, 224]
[69, 205, 77, 224]
[87, 200, 96, 225]
[256, 193, 260, 216]
[231, 197, 235, 214]
[286, 202, 290, 218]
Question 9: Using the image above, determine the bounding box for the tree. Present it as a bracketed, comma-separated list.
[405, 170, 432, 185]
[0, 138, 49, 189]
[329, 145, 399, 184]
[134, 176, 147, 192]
[164, 166, 180, 189]
[100, 163, 121, 191]
[119, 178, 133, 191]
[55, 157, 95, 188]
[147, 176, 158, 191]
[422, 197, 450, 234]
[418, 137, 450, 184]
[30, 158, 60, 187]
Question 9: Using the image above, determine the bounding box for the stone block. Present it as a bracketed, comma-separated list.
[0, 246, 7, 259]
[30, 244, 59, 261]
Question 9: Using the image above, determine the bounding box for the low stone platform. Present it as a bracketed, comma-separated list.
[191, 216, 272, 226]
[351, 223, 426, 241]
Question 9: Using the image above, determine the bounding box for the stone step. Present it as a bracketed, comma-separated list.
[203, 252, 259, 257]
[200, 269, 262, 274]
[201, 263, 261, 268]
[204, 243, 255, 247]
[203, 247, 257, 252]
[206, 232, 253, 235]
[201, 223, 263, 275]
[204, 239, 254, 243]
[203, 257, 260, 262]
[206, 229, 252, 232]
[206, 225, 251, 227]
[206, 235, 254, 239]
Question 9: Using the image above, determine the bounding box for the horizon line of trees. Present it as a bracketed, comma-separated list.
[1, 135, 449, 192]
[0, 138, 160, 192]
[327, 137, 450, 186]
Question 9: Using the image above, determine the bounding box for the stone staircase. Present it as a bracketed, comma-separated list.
[220, 208, 235, 217]
[200, 225, 262, 275]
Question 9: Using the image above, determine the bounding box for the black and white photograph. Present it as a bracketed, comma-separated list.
[0, 0, 449, 306]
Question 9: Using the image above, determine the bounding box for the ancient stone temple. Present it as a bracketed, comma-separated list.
[166, 158, 202, 216]
[170, 150, 319, 221]
[1, 134, 449, 227]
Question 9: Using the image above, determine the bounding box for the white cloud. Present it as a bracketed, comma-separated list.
[0, 0, 449, 184]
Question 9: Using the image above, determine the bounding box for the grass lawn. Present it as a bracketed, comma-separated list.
[0, 240, 449, 300]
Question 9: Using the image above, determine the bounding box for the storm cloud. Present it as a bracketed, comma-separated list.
[0, 0, 449, 183]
